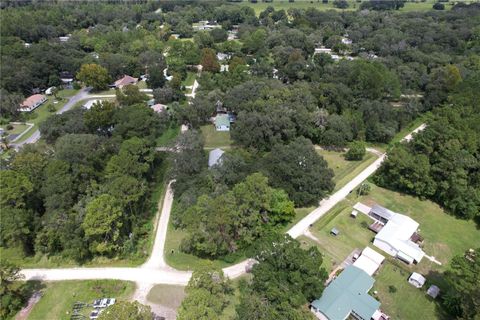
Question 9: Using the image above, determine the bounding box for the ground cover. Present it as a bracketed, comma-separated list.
[156, 125, 180, 147]
[27, 280, 134, 320]
[147, 284, 186, 311]
[316, 149, 376, 191]
[200, 124, 233, 149]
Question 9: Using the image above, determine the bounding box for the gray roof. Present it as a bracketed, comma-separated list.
[370, 204, 396, 221]
[208, 148, 225, 168]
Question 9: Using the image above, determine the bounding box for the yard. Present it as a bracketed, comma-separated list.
[316, 149, 377, 191]
[304, 184, 479, 319]
[147, 284, 186, 311]
[156, 125, 180, 147]
[200, 124, 233, 149]
[27, 280, 135, 320]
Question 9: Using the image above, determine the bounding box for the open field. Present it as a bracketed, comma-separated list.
[236, 0, 443, 15]
[316, 149, 376, 191]
[200, 124, 233, 149]
[147, 284, 186, 311]
[305, 184, 479, 319]
[27, 280, 135, 320]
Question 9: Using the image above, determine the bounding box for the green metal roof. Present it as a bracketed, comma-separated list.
[215, 114, 230, 127]
[311, 265, 380, 320]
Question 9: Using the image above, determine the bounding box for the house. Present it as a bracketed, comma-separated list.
[114, 75, 138, 88]
[408, 272, 426, 288]
[217, 52, 231, 61]
[208, 148, 225, 168]
[215, 114, 230, 131]
[59, 34, 71, 42]
[314, 47, 332, 55]
[353, 247, 385, 276]
[151, 104, 167, 113]
[19, 94, 47, 112]
[372, 205, 425, 264]
[60, 71, 74, 88]
[45, 86, 56, 95]
[311, 265, 384, 320]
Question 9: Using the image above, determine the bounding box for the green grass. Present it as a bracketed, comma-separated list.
[28, 280, 135, 320]
[200, 124, 233, 149]
[147, 284, 186, 311]
[0, 123, 30, 136]
[283, 206, 316, 232]
[373, 262, 448, 319]
[316, 149, 377, 191]
[182, 72, 196, 87]
[156, 125, 180, 147]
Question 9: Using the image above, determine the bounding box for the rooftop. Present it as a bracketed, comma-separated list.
[215, 114, 230, 127]
[311, 265, 380, 320]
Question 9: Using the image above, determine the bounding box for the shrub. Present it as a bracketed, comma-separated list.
[345, 141, 366, 161]
[6, 124, 14, 130]
[433, 2, 445, 10]
[388, 285, 397, 293]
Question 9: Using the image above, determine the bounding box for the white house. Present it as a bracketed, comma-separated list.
[372, 205, 425, 264]
[19, 94, 47, 112]
[353, 247, 385, 276]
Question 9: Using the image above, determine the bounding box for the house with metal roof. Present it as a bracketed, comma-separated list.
[311, 265, 382, 320]
[208, 148, 225, 168]
[215, 114, 230, 131]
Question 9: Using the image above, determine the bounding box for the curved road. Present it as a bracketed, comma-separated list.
[11, 87, 92, 149]
[20, 124, 426, 297]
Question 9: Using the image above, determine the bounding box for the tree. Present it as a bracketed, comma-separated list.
[262, 137, 334, 206]
[82, 194, 124, 255]
[210, 28, 228, 43]
[98, 301, 152, 320]
[442, 248, 480, 319]
[0, 170, 33, 208]
[333, 0, 349, 9]
[146, 63, 166, 89]
[345, 141, 366, 160]
[0, 207, 33, 253]
[153, 86, 174, 104]
[0, 89, 22, 119]
[0, 260, 26, 319]
[200, 48, 220, 73]
[178, 266, 232, 320]
[116, 85, 148, 106]
[237, 234, 327, 318]
[433, 2, 445, 10]
[172, 131, 206, 191]
[360, 0, 406, 10]
[83, 100, 116, 134]
[77, 63, 111, 91]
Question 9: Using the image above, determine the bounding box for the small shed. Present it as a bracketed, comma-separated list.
[351, 210, 358, 218]
[408, 272, 426, 288]
[330, 228, 340, 236]
[427, 285, 440, 299]
[208, 148, 225, 168]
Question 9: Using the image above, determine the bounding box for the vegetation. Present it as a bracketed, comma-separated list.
[98, 301, 152, 320]
[0, 260, 27, 319]
[28, 280, 134, 320]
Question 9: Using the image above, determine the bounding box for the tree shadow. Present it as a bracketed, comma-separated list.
[425, 270, 451, 320]
[22, 280, 46, 303]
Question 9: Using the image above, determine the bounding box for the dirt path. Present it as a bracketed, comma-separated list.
[15, 292, 42, 320]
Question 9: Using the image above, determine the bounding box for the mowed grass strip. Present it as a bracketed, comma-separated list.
[316, 149, 376, 191]
[200, 124, 233, 149]
[28, 280, 135, 320]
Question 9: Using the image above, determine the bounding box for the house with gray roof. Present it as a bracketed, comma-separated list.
[311, 265, 385, 320]
[208, 148, 225, 168]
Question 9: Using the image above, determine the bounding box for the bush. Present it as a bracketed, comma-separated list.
[333, 0, 349, 8]
[48, 104, 56, 112]
[433, 2, 445, 10]
[357, 183, 371, 196]
[6, 124, 13, 130]
[345, 141, 366, 161]
[388, 285, 397, 293]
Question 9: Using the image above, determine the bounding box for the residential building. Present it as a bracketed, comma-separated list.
[60, 71, 74, 88]
[114, 75, 138, 88]
[371, 205, 425, 264]
[311, 265, 385, 320]
[215, 114, 230, 131]
[208, 148, 225, 168]
[19, 94, 47, 112]
[353, 247, 385, 276]
[151, 104, 167, 113]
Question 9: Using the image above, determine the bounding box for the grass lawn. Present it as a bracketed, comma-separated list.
[316, 149, 377, 191]
[147, 284, 186, 311]
[305, 184, 479, 319]
[200, 124, 233, 149]
[373, 262, 447, 319]
[282, 206, 316, 232]
[156, 125, 180, 147]
[27, 280, 135, 320]
[182, 72, 196, 88]
[0, 123, 30, 136]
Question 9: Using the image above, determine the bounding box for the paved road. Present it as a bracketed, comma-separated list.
[20, 124, 426, 296]
[11, 87, 91, 149]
